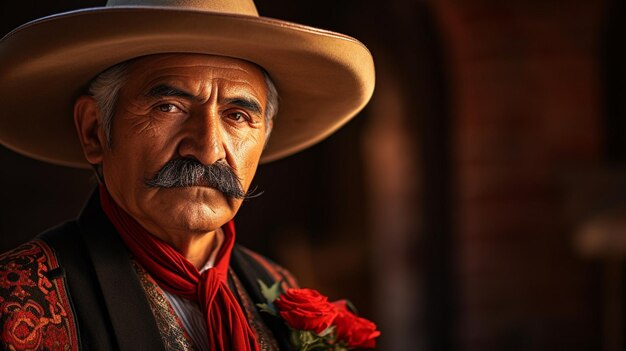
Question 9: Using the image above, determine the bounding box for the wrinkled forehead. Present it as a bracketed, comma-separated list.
[111, 53, 269, 103]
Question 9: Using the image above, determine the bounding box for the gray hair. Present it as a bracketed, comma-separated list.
[88, 59, 279, 148]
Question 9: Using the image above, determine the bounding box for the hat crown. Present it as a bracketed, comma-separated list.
[106, 0, 259, 16]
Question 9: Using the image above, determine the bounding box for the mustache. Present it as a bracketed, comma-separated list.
[145, 158, 254, 199]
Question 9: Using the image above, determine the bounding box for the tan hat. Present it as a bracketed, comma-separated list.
[0, 0, 375, 167]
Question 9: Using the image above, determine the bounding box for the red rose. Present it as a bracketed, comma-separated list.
[274, 288, 338, 333]
[332, 300, 381, 349]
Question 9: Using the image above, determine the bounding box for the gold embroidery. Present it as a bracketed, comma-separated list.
[133, 262, 196, 351]
[132, 262, 280, 351]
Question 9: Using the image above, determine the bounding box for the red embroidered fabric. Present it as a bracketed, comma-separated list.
[0, 240, 79, 351]
[99, 185, 259, 351]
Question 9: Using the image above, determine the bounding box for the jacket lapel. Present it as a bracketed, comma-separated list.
[78, 190, 166, 351]
[230, 246, 296, 351]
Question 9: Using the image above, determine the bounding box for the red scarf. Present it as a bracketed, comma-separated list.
[99, 185, 259, 350]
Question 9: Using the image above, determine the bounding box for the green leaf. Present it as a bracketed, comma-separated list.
[258, 279, 283, 304]
[299, 330, 315, 344]
[318, 325, 335, 338]
[256, 302, 277, 316]
[289, 329, 306, 350]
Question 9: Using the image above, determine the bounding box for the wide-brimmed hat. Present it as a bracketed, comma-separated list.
[0, 0, 375, 167]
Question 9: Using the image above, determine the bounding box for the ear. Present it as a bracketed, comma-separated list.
[74, 95, 106, 165]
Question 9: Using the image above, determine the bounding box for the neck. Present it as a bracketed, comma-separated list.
[150, 228, 222, 269]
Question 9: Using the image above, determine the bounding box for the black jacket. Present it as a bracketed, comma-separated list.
[0, 191, 296, 350]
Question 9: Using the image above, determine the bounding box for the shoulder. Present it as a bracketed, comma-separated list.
[233, 245, 299, 289]
[0, 234, 80, 350]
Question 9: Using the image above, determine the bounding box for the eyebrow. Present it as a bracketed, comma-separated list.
[146, 84, 195, 99]
[224, 97, 262, 116]
[146, 84, 263, 115]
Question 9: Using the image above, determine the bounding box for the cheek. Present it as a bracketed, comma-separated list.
[104, 127, 175, 190]
[114, 111, 183, 163]
[226, 134, 263, 189]
[232, 130, 265, 164]
[102, 143, 145, 189]
[118, 110, 163, 140]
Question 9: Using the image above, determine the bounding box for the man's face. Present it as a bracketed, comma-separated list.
[97, 54, 268, 237]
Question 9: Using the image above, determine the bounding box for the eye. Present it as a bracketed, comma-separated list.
[156, 103, 181, 113]
[226, 111, 249, 122]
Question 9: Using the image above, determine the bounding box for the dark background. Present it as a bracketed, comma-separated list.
[2, 1, 626, 350]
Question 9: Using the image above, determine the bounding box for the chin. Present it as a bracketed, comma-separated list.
[147, 190, 237, 231]
[174, 206, 232, 232]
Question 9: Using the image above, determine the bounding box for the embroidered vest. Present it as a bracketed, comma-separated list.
[0, 240, 79, 351]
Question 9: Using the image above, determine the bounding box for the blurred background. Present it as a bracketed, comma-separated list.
[1, 0, 625, 350]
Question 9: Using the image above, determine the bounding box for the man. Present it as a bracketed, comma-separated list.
[0, 0, 375, 350]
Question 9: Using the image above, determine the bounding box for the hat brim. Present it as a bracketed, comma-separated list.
[0, 7, 375, 167]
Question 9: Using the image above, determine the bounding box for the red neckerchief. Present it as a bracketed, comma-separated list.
[99, 185, 259, 350]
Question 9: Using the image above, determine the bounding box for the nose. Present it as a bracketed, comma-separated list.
[177, 106, 226, 165]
